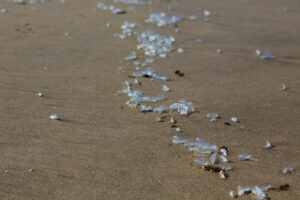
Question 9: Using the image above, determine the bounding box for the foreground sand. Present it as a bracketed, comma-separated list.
[0, 0, 299, 199]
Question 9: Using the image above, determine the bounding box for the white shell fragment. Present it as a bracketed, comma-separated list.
[229, 190, 237, 198]
[219, 171, 227, 179]
[152, 73, 169, 81]
[28, 169, 33, 172]
[37, 92, 43, 97]
[252, 186, 267, 200]
[133, 68, 153, 77]
[230, 117, 238, 122]
[281, 84, 287, 91]
[169, 99, 195, 115]
[125, 51, 137, 60]
[169, 117, 176, 124]
[50, 114, 58, 120]
[175, 127, 181, 132]
[140, 104, 152, 112]
[145, 58, 155, 63]
[220, 147, 229, 156]
[172, 136, 187, 144]
[206, 113, 219, 122]
[256, 49, 262, 55]
[217, 49, 222, 54]
[189, 15, 197, 20]
[282, 167, 295, 174]
[221, 166, 232, 172]
[209, 153, 217, 165]
[261, 50, 275, 60]
[264, 140, 272, 149]
[238, 153, 256, 161]
[194, 158, 210, 167]
[97, 3, 108, 10]
[220, 155, 228, 163]
[233, 185, 271, 199]
[153, 105, 168, 113]
[203, 9, 210, 17]
[162, 85, 170, 92]
[155, 116, 164, 122]
[194, 38, 202, 43]
[237, 185, 251, 196]
[177, 48, 184, 53]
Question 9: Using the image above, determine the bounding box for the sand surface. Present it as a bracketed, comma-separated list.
[0, 0, 299, 199]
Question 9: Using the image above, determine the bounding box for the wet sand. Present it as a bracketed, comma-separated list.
[0, 0, 299, 199]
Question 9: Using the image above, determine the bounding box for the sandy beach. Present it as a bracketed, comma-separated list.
[0, 0, 299, 199]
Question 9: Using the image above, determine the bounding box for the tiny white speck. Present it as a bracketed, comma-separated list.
[50, 114, 58, 120]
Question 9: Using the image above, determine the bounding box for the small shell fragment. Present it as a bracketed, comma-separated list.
[261, 50, 275, 60]
[189, 15, 197, 20]
[206, 113, 219, 122]
[229, 190, 237, 198]
[282, 167, 295, 174]
[237, 185, 251, 196]
[220, 155, 228, 163]
[175, 127, 181, 132]
[219, 171, 227, 179]
[256, 49, 262, 55]
[252, 186, 267, 200]
[140, 105, 152, 113]
[162, 85, 170, 92]
[153, 105, 168, 113]
[155, 116, 164, 122]
[177, 48, 184, 53]
[169, 99, 195, 115]
[37, 92, 43, 97]
[172, 136, 186, 144]
[203, 9, 210, 17]
[264, 140, 272, 149]
[238, 153, 256, 161]
[230, 117, 238, 122]
[220, 147, 229, 156]
[50, 114, 58, 120]
[281, 84, 287, 91]
[221, 166, 232, 172]
[152, 73, 169, 81]
[217, 49, 222, 54]
[210, 153, 217, 164]
[194, 158, 210, 167]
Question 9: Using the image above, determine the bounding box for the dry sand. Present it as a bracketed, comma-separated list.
[0, 0, 299, 199]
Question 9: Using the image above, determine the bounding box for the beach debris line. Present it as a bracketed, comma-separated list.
[172, 136, 232, 179]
